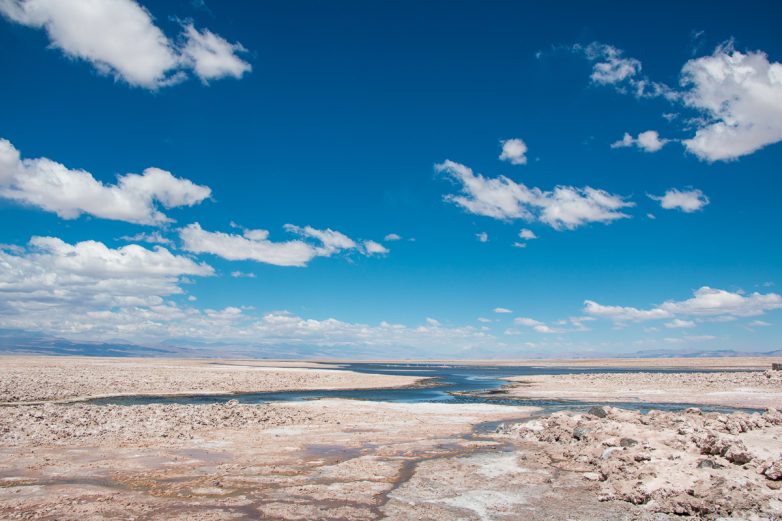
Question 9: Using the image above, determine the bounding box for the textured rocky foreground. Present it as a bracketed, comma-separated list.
[2, 358, 782, 519]
[495, 405, 782, 518]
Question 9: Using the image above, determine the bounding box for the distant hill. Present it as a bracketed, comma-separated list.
[0, 330, 779, 359]
[0, 329, 183, 357]
[623, 348, 782, 359]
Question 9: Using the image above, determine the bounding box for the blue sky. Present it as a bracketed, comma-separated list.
[0, 0, 780, 357]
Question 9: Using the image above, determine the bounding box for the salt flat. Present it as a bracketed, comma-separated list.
[1, 356, 781, 520]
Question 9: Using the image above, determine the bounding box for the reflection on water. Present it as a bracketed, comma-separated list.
[86, 362, 754, 413]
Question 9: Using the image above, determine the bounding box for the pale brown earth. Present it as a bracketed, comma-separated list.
[502, 370, 782, 409]
[0, 399, 547, 520]
[0, 356, 420, 404]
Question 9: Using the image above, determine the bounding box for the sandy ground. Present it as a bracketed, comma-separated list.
[501, 370, 782, 409]
[0, 356, 421, 404]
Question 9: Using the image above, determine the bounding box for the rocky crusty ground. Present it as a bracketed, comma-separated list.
[0, 356, 421, 403]
[0, 399, 539, 520]
[0, 400, 345, 447]
[495, 405, 782, 518]
[504, 370, 782, 409]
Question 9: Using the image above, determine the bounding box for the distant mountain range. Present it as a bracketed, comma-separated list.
[0, 329, 779, 359]
[0, 329, 183, 357]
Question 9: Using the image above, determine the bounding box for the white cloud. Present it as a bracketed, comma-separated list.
[230, 271, 256, 278]
[362, 240, 389, 255]
[611, 130, 668, 152]
[749, 320, 771, 327]
[581, 41, 782, 161]
[519, 228, 537, 240]
[514, 317, 559, 334]
[0, 236, 213, 314]
[0, 236, 501, 353]
[583, 300, 672, 322]
[586, 286, 782, 323]
[577, 42, 675, 99]
[649, 188, 709, 213]
[437, 160, 633, 230]
[180, 24, 251, 82]
[119, 231, 172, 245]
[499, 138, 528, 165]
[0, 0, 250, 89]
[180, 223, 386, 267]
[514, 315, 592, 334]
[662, 287, 782, 317]
[665, 318, 696, 329]
[180, 223, 328, 267]
[584, 42, 641, 85]
[512, 242, 527, 248]
[284, 224, 357, 255]
[384, 233, 402, 241]
[0, 138, 211, 224]
[681, 44, 782, 161]
[494, 307, 512, 314]
[476, 232, 489, 243]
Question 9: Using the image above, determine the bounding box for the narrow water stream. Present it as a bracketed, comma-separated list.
[86, 362, 754, 413]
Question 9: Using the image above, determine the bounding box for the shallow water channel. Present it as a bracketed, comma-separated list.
[86, 362, 753, 413]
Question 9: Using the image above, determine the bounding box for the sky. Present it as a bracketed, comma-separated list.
[0, 0, 781, 358]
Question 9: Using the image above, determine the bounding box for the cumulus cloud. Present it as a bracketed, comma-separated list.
[476, 232, 489, 243]
[180, 223, 386, 267]
[611, 130, 669, 152]
[437, 160, 633, 230]
[0, 236, 501, 353]
[0, 138, 211, 224]
[586, 286, 782, 323]
[0, 236, 212, 315]
[384, 233, 402, 241]
[0, 0, 250, 89]
[499, 138, 528, 165]
[580, 41, 782, 161]
[649, 188, 709, 213]
[681, 44, 782, 161]
[494, 307, 512, 314]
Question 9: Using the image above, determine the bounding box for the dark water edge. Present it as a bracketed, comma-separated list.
[84, 362, 759, 414]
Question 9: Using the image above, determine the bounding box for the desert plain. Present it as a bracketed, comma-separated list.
[1, 356, 781, 520]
